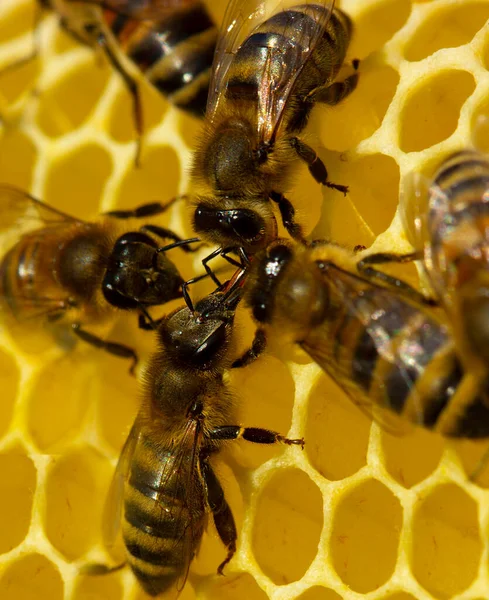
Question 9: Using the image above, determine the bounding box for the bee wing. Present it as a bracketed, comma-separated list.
[153, 418, 206, 599]
[70, 0, 197, 20]
[102, 420, 141, 550]
[0, 184, 81, 235]
[306, 262, 441, 434]
[206, 0, 334, 141]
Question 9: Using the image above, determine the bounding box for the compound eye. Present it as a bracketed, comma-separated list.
[193, 323, 227, 366]
[228, 209, 264, 243]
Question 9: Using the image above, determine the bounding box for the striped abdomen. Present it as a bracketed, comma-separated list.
[0, 231, 67, 322]
[225, 6, 352, 130]
[304, 288, 489, 438]
[103, 2, 217, 116]
[429, 150, 489, 278]
[122, 432, 206, 597]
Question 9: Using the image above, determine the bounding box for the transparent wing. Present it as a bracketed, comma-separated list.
[151, 417, 207, 599]
[102, 421, 141, 550]
[66, 0, 198, 20]
[206, 0, 334, 142]
[305, 261, 440, 433]
[401, 169, 452, 304]
[0, 184, 80, 235]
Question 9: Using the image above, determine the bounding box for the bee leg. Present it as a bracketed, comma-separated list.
[209, 426, 304, 449]
[269, 191, 306, 242]
[140, 225, 203, 253]
[80, 562, 126, 576]
[71, 324, 138, 375]
[87, 26, 144, 167]
[231, 329, 267, 369]
[308, 73, 359, 107]
[357, 252, 438, 307]
[104, 196, 186, 219]
[201, 460, 237, 575]
[289, 137, 348, 195]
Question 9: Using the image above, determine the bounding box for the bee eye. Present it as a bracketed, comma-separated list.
[227, 209, 264, 242]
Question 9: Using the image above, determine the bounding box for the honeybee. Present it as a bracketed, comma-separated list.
[244, 239, 489, 438]
[100, 276, 303, 596]
[0, 184, 200, 370]
[3, 0, 217, 159]
[191, 0, 358, 254]
[404, 149, 489, 375]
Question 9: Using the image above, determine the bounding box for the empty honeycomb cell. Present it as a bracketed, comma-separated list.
[0, 553, 63, 600]
[330, 478, 402, 593]
[202, 573, 268, 600]
[27, 355, 98, 452]
[72, 571, 123, 600]
[0, 2, 37, 44]
[44, 447, 112, 561]
[348, 0, 412, 59]
[399, 70, 475, 153]
[0, 57, 39, 105]
[380, 428, 444, 488]
[411, 483, 482, 598]
[112, 145, 181, 211]
[305, 374, 370, 481]
[107, 84, 168, 145]
[43, 144, 112, 217]
[0, 129, 37, 189]
[320, 65, 400, 152]
[96, 352, 140, 453]
[232, 356, 296, 469]
[252, 468, 323, 586]
[295, 586, 343, 600]
[342, 152, 400, 236]
[0, 348, 19, 439]
[404, 2, 489, 62]
[0, 453, 36, 554]
[451, 439, 489, 488]
[36, 58, 110, 137]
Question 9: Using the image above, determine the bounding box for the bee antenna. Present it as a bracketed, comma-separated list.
[181, 280, 195, 314]
[156, 237, 201, 255]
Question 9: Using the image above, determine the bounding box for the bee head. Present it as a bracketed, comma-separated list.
[193, 197, 277, 253]
[159, 290, 240, 370]
[248, 240, 330, 332]
[102, 232, 183, 309]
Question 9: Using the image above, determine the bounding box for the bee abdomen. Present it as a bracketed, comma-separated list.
[106, 3, 217, 117]
[122, 444, 204, 596]
[0, 239, 41, 318]
[430, 150, 489, 243]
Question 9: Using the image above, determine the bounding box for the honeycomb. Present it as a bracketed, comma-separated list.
[0, 0, 489, 598]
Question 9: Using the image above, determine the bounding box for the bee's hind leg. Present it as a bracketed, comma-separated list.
[270, 190, 307, 242]
[71, 324, 138, 375]
[357, 251, 438, 307]
[231, 329, 267, 369]
[201, 460, 237, 575]
[289, 137, 348, 195]
[308, 58, 359, 107]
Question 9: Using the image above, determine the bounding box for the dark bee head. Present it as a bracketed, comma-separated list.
[159, 288, 241, 370]
[247, 240, 330, 333]
[102, 232, 183, 309]
[193, 197, 277, 253]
